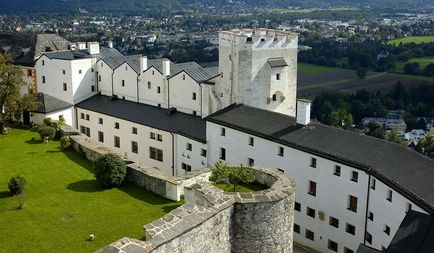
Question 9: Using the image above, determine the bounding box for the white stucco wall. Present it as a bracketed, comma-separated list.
[138, 67, 168, 108]
[174, 134, 208, 176]
[168, 72, 202, 116]
[96, 59, 114, 96]
[112, 63, 138, 102]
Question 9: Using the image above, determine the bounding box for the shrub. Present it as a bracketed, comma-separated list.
[8, 175, 26, 195]
[210, 161, 255, 192]
[38, 126, 56, 140]
[95, 154, 127, 188]
[60, 136, 71, 150]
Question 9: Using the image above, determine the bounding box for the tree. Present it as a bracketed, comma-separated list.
[416, 136, 434, 155]
[209, 161, 255, 192]
[387, 129, 403, 144]
[94, 153, 127, 188]
[403, 62, 421, 75]
[423, 63, 434, 77]
[8, 175, 26, 196]
[326, 107, 353, 130]
[356, 68, 367, 79]
[367, 122, 386, 139]
[0, 54, 39, 132]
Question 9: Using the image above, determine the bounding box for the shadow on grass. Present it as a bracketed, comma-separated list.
[67, 180, 105, 193]
[46, 147, 62, 153]
[0, 191, 11, 199]
[119, 184, 178, 206]
[62, 149, 95, 173]
[25, 138, 42, 144]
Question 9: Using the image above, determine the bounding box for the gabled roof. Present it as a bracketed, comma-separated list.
[172, 66, 220, 83]
[268, 57, 288, 68]
[206, 104, 434, 213]
[386, 210, 434, 253]
[33, 93, 73, 114]
[75, 95, 206, 143]
[43, 47, 122, 61]
[0, 32, 71, 66]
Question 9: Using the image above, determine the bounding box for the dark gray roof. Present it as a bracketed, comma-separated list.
[33, 93, 73, 113]
[76, 95, 206, 143]
[179, 66, 220, 83]
[268, 57, 288, 68]
[44, 47, 122, 61]
[0, 32, 71, 66]
[206, 104, 434, 212]
[356, 245, 383, 253]
[386, 210, 434, 253]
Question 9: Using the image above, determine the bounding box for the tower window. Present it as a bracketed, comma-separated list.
[192, 92, 196, 100]
[220, 147, 226, 160]
[122, 80, 125, 86]
[272, 94, 277, 101]
[63, 83, 67, 91]
[157, 86, 161, 93]
[276, 73, 280, 80]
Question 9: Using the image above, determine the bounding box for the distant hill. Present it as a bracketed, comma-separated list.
[1, 0, 432, 14]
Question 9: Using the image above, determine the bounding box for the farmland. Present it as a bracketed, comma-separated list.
[388, 36, 434, 46]
[394, 57, 434, 72]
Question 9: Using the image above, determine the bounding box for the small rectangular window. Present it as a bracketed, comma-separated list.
[63, 83, 67, 91]
[220, 128, 226, 136]
[62, 69, 66, 74]
[220, 147, 226, 160]
[91, 68, 94, 72]
[42, 76, 46, 83]
[295, 202, 301, 212]
[192, 92, 197, 100]
[278, 146, 284, 157]
[310, 157, 317, 168]
[272, 94, 277, 101]
[150, 132, 156, 140]
[148, 81, 151, 89]
[348, 195, 358, 213]
[98, 118, 103, 125]
[307, 207, 316, 218]
[351, 171, 358, 182]
[294, 224, 300, 234]
[157, 86, 161, 93]
[387, 190, 393, 202]
[42, 60, 45, 66]
[132, 127, 137, 134]
[328, 240, 338, 252]
[121, 80, 125, 86]
[346, 223, 355, 235]
[80, 113, 84, 119]
[329, 216, 339, 228]
[334, 165, 341, 176]
[201, 149, 207, 157]
[248, 158, 254, 166]
[114, 136, 120, 148]
[366, 232, 372, 244]
[182, 163, 192, 172]
[131, 141, 138, 154]
[305, 229, 314, 241]
[79, 69, 82, 74]
[98, 131, 104, 143]
[149, 147, 163, 162]
[91, 85, 95, 92]
[183, 74, 186, 80]
[157, 134, 163, 142]
[384, 225, 390, 235]
[186, 143, 192, 151]
[371, 178, 376, 189]
[114, 122, 119, 129]
[276, 73, 280, 80]
[101, 62, 103, 67]
[98, 75, 101, 82]
[344, 248, 354, 253]
[85, 114, 89, 121]
[368, 211, 374, 221]
[308, 181, 317, 196]
[249, 137, 254, 146]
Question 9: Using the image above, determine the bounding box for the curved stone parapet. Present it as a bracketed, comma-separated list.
[96, 167, 296, 253]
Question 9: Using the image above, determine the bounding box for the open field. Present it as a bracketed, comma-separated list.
[388, 36, 434, 46]
[298, 63, 337, 75]
[394, 57, 434, 72]
[0, 129, 181, 253]
[297, 64, 434, 99]
[268, 7, 358, 13]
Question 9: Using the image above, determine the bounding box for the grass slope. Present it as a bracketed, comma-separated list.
[394, 57, 434, 72]
[0, 129, 181, 253]
[388, 36, 434, 46]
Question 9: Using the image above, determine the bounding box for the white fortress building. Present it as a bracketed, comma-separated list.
[25, 28, 434, 253]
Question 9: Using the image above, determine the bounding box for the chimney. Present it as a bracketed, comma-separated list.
[140, 56, 148, 74]
[296, 99, 311, 125]
[162, 59, 171, 77]
[107, 41, 113, 49]
[77, 42, 86, 50]
[87, 42, 100, 55]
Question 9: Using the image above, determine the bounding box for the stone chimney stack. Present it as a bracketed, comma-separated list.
[140, 56, 148, 74]
[162, 59, 171, 77]
[296, 99, 311, 125]
[108, 41, 113, 49]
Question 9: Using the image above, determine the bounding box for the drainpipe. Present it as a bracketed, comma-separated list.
[136, 74, 139, 103]
[111, 70, 114, 96]
[364, 172, 372, 244]
[171, 133, 175, 176]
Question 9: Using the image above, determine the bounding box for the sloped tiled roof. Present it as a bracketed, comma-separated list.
[76, 95, 206, 143]
[33, 93, 73, 113]
[44, 47, 123, 61]
[268, 57, 288, 68]
[206, 104, 434, 213]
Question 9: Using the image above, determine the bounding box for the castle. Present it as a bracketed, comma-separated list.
[5, 28, 434, 253]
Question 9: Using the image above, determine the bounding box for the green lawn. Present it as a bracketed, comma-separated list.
[394, 57, 434, 72]
[388, 36, 434, 46]
[212, 182, 268, 193]
[298, 63, 337, 75]
[0, 129, 182, 253]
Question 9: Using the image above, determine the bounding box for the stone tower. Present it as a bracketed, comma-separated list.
[215, 28, 298, 117]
